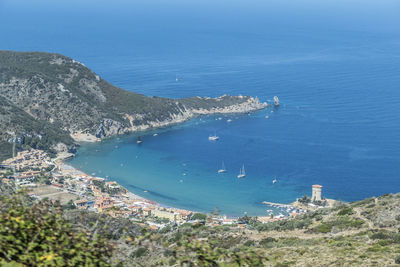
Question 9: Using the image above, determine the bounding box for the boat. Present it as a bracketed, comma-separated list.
[237, 164, 246, 178]
[272, 178, 277, 184]
[208, 133, 219, 141]
[176, 75, 179, 82]
[137, 136, 143, 144]
[153, 133, 158, 136]
[274, 96, 280, 106]
[218, 161, 227, 173]
[227, 119, 232, 122]
[265, 115, 269, 119]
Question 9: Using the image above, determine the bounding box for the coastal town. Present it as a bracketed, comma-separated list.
[0, 148, 328, 230]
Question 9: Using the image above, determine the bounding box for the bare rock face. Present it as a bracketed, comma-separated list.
[52, 142, 71, 153]
[95, 119, 125, 138]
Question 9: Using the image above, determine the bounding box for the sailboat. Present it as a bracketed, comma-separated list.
[208, 132, 219, 141]
[237, 164, 246, 178]
[272, 178, 277, 184]
[137, 136, 143, 144]
[218, 161, 227, 173]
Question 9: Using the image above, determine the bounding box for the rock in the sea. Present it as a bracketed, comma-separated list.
[274, 96, 280, 106]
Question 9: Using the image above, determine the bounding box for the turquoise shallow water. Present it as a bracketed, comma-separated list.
[2, 0, 400, 215]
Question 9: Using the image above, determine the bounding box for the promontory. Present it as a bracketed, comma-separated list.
[0, 50, 267, 160]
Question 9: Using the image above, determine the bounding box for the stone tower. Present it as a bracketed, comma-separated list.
[311, 184, 322, 202]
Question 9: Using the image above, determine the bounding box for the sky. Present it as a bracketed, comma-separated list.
[1, 0, 399, 35]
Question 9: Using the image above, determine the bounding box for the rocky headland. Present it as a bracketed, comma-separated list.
[0, 50, 267, 160]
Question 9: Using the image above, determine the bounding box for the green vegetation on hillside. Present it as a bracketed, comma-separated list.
[0, 96, 75, 161]
[3, 189, 400, 266]
[0, 192, 112, 266]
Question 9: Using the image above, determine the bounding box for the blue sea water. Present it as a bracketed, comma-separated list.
[1, 0, 400, 215]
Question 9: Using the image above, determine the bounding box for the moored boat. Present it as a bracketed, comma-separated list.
[237, 164, 246, 178]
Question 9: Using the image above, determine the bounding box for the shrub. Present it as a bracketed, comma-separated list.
[243, 240, 255, 247]
[371, 231, 391, 240]
[131, 247, 148, 258]
[159, 226, 171, 234]
[395, 255, 400, 264]
[392, 233, 400, 244]
[0, 193, 112, 266]
[314, 223, 332, 233]
[298, 195, 311, 204]
[259, 237, 277, 247]
[337, 207, 354, 216]
[256, 217, 312, 232]
[191, 213, 207, 221]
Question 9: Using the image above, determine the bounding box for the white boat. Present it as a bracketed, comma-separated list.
[153, 133, 158, 136]
[227, 119, 232, 123]
[218, 161, 227, 173]
[265, 115, 269, 119]
[237, 164, 246, 178]
[272, 178, 277, 184]
[274, 96, 280, 106]
[137, 136, 143, 144]
[176, 75, 179, 82]
[208, 133, 219, 141]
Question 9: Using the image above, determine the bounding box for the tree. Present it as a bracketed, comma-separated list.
[238, 215, 250, 224]
[191, 213, 207, 221]
[298, 195, 311, 204]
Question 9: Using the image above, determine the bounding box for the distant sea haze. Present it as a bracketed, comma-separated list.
[2, 0, 400, 215]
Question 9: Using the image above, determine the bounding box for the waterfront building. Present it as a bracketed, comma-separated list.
[94, 197, 114, 212]
[74, 199, 89, 209]
[152, 209, 177, 221]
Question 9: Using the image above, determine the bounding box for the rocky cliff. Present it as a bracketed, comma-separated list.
[0, 51, 267, 160]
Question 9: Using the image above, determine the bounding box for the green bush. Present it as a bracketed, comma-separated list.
[392, 233, 400, 243]
[371, 231, 391, 240]
[243, 240, 255, 247]
[0, 193, 112, 266]
[256, 216, 312, 232]
[316, 217, 365, 232]
[337, 207, 354, 216]
[259, 237, 277, 247]
[131, 247, 148, 258]
[314, 223, 332, 233]
[191, 213, 207, 221]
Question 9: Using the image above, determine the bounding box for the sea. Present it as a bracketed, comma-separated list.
[1, 0, 400, 215]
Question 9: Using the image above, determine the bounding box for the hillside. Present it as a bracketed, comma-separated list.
[0, 50, 267, 161]
[2, 183, 400, 266]
[0, 96, 74, 160]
